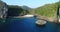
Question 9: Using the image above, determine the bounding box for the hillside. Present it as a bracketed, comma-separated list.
[29, 2, 60, 18]
[21, 5, 32, 10]
[7, 5, 27, 17]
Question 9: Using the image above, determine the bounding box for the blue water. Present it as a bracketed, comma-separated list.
[5, 17, 58, 32]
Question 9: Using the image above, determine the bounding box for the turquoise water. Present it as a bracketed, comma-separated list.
[4, 17, 58, 32]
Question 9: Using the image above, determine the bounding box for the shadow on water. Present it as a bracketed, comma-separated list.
[1, 17, 59, 32]
[57, 23, 60, 32]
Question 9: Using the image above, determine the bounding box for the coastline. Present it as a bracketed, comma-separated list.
[6, 14, 58, 23]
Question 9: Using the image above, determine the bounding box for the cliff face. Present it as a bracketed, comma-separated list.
[0, 0, 8, 19]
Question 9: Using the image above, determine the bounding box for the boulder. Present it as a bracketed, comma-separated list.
[35, 20, 47, 27]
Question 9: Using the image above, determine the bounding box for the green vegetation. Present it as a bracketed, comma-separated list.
[7, 5, 29, 16]
[0, 2, 60, 23]
[0, 2, 60, 18]
[29, 2, 60, 17]
[6, 2, 60, 18]
[21, 5, 32, 10]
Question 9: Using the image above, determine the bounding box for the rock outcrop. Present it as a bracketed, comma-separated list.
[35, 14, 57, 23]
[0, 0, 8, 19]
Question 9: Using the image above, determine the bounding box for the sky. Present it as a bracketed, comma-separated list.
[2, 0, 59, 8]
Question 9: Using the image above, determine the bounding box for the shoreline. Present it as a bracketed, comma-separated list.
[6, 14, 58, 23]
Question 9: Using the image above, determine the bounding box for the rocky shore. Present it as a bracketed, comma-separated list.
[36, 16, 57, 23]
[34, 14, 57, 23]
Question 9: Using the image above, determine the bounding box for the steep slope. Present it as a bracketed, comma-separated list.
[7, 5, 29, 17]
[30, 2, 59, 17]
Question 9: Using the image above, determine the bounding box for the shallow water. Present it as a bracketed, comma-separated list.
[5, 17, 58, 32]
